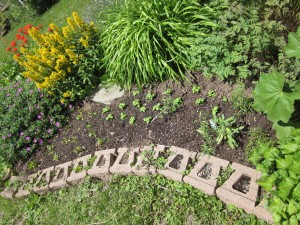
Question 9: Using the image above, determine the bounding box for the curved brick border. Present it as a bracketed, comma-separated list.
[0, 145, 273, 224]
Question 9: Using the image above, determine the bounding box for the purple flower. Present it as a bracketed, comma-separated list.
[2, 136, 6, 139]
[55, 122, 60, 127]
[50, 118, 53, 123]
[26, 147, 31, 152]
[20, 132, 24, 136]
[30, 90, 33, 94]
[25, 136, 30, 141]
[7, 133, 12, 137]
[68, 104, 73, 109]
[17, 88, 23, 92]
[16, 93, 19, 97]
[47, 129, 51, 134]
[33, 139, 37, 143]
[40, 94, 44, 97]
[6, 93, 10, 97]
[39, 139, 43, 144]
[38, 88, 41, 92]
[37, 114, 42, 119]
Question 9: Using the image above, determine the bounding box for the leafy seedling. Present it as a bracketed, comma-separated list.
[76, 111, 83, 120]
[163, 88, 172, 95]
[207, 90, 217, 97]
[195, 98, 205, 105]
[222, 96, 229, 102]
[153, 103, 163, 111]
[140, 106, 147, 112]
[120, 112, 127, 120]
[192, 85, 201, 94]
[118, 102, 126, 110]
[73, 146, 86, 154]
[129, 116, 136, 124]
[143, 117, 152, 124]
[146, 92, 155, 100]
[102, 106, 110, 114]
[106, 114, 114, 121]
[173, 97, 183, 106]
[132, 90, 139, 97]
[96, 137, 107, 145]
[132, 99, 141, 108]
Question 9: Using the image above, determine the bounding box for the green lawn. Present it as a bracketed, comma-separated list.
[0, 0, 92, 61]
[0, 175, 266, 225]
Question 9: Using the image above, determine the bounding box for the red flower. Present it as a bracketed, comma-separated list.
[16, 34, 21, 39]
[6, 47, 11, 52]
[24, 30, 28, 35]
[15, 53, 20, 58]
[19, 35, 24, 40]
[23, 38, 28, 44]
[11, 41, 17, 47]
[12, 47, 18, 53]
[18, 28, 23, 33]
[20, 43, 25, 48]
[25, 24, 32, 30]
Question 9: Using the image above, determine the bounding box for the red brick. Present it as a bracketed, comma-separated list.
[67, 154, 91, 185]
[32, 167, 54, 195]
[158, 146, 196, 182]
[216, 162, 261, 214]
[109, 148, 139, 175]
[49, 161, 72, 190]
[87, 149, 117, 178]
[183, 155, 229, 195]
[253, 199, 274, 224]
[132, 145, 166, 176]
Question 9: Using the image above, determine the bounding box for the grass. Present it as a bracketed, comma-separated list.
[0, 175, 267, 225]
[0, 0, 92, 61]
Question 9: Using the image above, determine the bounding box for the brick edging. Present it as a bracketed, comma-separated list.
[0, 145, 273, 224]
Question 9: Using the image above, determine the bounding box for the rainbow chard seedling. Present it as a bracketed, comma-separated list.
[192, 85, 201, 94]
[102, 106, 110, 114]
[132, 90, 139, 97]
[140, 106, 147, 112]
[106, 114, 114, 121]
[153, 103, 163, 111]
[118, 102, 126, 110]
[146, 92, 156, 100]
[120, 112, 127, 120]
[207, 90, 217, 98]
[163, 88, 172, 95]
[195, 98, 205, 105]
[132, 99, 141, 108]
[129, 116, 136, 124]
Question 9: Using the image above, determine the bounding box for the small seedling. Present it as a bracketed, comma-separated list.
[73, 165, 83, 173]
[132, 99, 141, 108]
[153, 103, 163, 111]
[76, 112, 83, 120]
[96, 137, 107, 145]
[143, 117, 152, 124]
[132, 90, 139, 97]
[129, 116, 136, 125]
[120, 112, 127, 120]
[73, 146, 86, 154]
[27, 160, 38, 170]
[88, 130, 97, 138]
[222, 96, 229, 102]
[146, 92, 155, 100]
[195, 98, 205, 105]
[87, 156, 97, 168]
[102, 106, 110, 114]
[106, 113, 114, 121]
[192, 85, 201, 94]
[118, 102, 126, 110]
[140, 106, 147, 112]
[207, 90, 217, 97]
[86, 124, 92, 129]
[173, 97, 183, 106]
[53, 153, 59, 161]
[163, 88, 172, 95]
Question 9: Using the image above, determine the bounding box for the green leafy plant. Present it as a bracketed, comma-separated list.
[207, 90, 217, 98]
[153, 103, 163, 111]
[222, 96, 228, 102]
[139, 106, 147, 113]
[27, 160, 38, 170]
[132, 99, 141, 108]
[195, 98, 205, 105]
[118, 102, 126, 110]
[197, 114, 215, 155]
[163, 88, 172, 95]
[249, 130, 300, 225]
[143, 117, 152, 124]
[106, 114, 114, 121]
[76, 111, 84, 120]
[146, 92, 155, 100]
[217, 166, 235, 186]
[132, 90, 139, 97]
[96, 137, 107, 146]
[120, 112, 127, 120]
[210, 106, 244, 149]
[73, 146, 86, 154]
[100, 0, 221, 89]
[129, 116, 136, 125]
[102, 106, 110, 114]
[230, 84, 253, 117]
[192, 85, 201, 94]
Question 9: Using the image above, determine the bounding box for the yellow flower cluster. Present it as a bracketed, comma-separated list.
[15, 12, 96, 97]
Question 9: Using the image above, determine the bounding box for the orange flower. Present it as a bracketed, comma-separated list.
[12, 47, 18, 53]
[11, 41, 17, 47]
[6, 47, 11, 52]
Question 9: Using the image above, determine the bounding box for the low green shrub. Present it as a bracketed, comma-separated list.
[0, 59, 23, 87]
[100, 0, 223, 89]
[190, 1, 285, 82]
[26, 0, 59, 14]
[249, 130, 300, 225]
[0, 79, 70, 165]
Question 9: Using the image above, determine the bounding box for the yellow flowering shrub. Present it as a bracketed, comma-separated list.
[14, 12, 102, 102]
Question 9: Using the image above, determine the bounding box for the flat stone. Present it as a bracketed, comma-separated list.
[91, 85, 124, 105]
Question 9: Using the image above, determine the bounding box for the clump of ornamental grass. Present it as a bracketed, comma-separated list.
[100, 0, 223, 89]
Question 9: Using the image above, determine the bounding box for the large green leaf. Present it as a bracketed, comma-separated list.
[285, 27, 300, 59]
[253, 72, 294, 123]
[278, 178, 295, 201]
[258, 174, 276, 191]
[293, 182, 300, 200]
[287, 200, 299, 216]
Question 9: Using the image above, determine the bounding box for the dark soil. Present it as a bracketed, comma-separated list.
[16, 74, 274, 175]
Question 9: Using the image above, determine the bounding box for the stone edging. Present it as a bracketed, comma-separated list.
[0, 145, 273, 224]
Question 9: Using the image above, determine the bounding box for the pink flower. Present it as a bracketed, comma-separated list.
[55, 122, 60, 127]
[26, 147, 31, 152]
[17, 88, 23, 92]
[68, 104, 73, 109]
[20, 132, 24, 136]
[33, 139, 37, 143]
[37, 114, 42, 119]
[29, 90, 33, 93]
[25, 136, 30, 141]
[2, 136, 6, 139]
[39, 139, 43, 144]
[47, 129, 51, 134]
[7, 133, 12, 137]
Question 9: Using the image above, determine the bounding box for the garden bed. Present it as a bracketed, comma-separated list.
[16, 75, 274, 174]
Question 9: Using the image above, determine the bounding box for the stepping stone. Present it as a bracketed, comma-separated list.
[91, 85, 124, 105]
